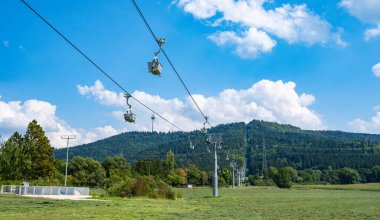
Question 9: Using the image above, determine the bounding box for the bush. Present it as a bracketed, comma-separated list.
[321, 169, 339, 184]
[0, 179, 23, 185]
[338, 167, 361, 184]
[90, 188, 108, 197]
[299, 169, 322, 183]
[166, 172, 186, 186]
[218, 176, 229, 187]
[248, 174, 275, 186]
[69, 156, 106, 187]
[271, 167, 296, 189]
[131, 176, 156, 197]
[106, 176, 177, 199]
[106, 178, 134, 197]
[154, 181, 176, 200]
[254, 180, 275, 186]
[248, 174, 260, 185]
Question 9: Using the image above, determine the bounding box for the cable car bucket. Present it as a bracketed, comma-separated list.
[124, 93, 136, 123]
[188, 135, 195, 150]
[201, 116, 209, 134]
[148, 38, 165, 76]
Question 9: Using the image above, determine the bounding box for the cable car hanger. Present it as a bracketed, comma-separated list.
[148, 38, 165, 76]
[188, 135, 195, 150]
[124, 93, 136, 123]
[201, 116, 209, 134]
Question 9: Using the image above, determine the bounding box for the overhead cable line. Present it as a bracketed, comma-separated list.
[20, 0, 184, 132]
[130, 0, 212, 128]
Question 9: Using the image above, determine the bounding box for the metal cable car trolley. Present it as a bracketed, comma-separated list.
[201, 116, 209, 134]
[188, 135, 195, 150]
[148, 38, 165, 76]
[124, 93, 136, 123]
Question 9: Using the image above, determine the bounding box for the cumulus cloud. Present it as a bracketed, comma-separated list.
[175, 0, 344, 58]
[0, 97, 119, 148]
[364, 24, 380, 40]
[348, 111, 380, 133]
[372, 62, 380, 78]
[78, 81, 200, 132]
[208, 28, 276, 58]
[339, 0, 380, 40]
[78, 80, 325, 131]
[77, 80, 125, 106]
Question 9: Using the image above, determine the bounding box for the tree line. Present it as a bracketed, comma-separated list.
[248, 166, 380, 188]
[54, 120, 380, 174]
[1, 120, 380, 197]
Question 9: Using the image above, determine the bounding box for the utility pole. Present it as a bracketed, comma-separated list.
[241, 161, 246, 186]
[231, 162, 237, 189]
[262, 138, 267, 177]
[226, 156, 236, 189]
[61, 135, 76, 187]
[232, 166, 236, 189]
[151, 115, 155, 132]
[206, 134, 223, 197]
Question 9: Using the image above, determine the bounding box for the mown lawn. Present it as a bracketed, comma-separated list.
[0, 184, 379, 220]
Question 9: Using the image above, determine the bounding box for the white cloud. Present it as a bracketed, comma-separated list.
[78, 80, 325, 131]
[175, 0, 344, 58]
[365, 24, 380, 41]
[77, 80, 125, 106]
[339, 0, 380, 40]
[372, 62, 380, 78]
[2, 41, 9, 47]
[208, 28, 276, 58]
[373, 105, 380, 111]
[339, 0, 380, 24]
[348, 112, 380, 133]
[299, 93, 315, 106]
[348, 119, 370, 133]
[0, 97, 119, 148]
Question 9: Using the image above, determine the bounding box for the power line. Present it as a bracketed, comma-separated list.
[130, 0, 212, 128]
[20, 0, 184, 132]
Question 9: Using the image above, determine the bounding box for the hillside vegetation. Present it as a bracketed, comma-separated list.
[55, 120, 380, 174]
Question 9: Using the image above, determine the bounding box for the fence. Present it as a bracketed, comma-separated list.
[0, 185, 89, 196]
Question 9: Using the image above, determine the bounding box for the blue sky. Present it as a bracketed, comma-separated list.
[1, 0, 380, 148]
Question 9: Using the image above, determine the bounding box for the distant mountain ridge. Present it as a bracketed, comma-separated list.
[54, 120, 380, 174]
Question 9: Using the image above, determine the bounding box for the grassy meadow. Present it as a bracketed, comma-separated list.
[0, 184, 379, 220]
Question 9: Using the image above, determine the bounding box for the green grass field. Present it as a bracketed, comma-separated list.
[0, 184, 379, 220]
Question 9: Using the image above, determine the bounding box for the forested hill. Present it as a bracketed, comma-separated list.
[54, 120, 380, 174]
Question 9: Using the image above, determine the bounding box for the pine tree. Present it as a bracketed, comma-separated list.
[0, 132, 27, 180]
[23, 120, 55, 180]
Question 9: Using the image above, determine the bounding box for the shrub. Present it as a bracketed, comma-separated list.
[131, 176, 156, 197]
[155, 181, 176, 200]
[271, 167, 296, 189]
[166, 172, 186, 186]
[90, 188, 108, 197]
[218, 176, 229, 187]
[248, 174, 275, 186]
[0, 179, 23, 185]
[106, 178, 133, 197]
[338, 167, 361, 184]
[105, 176, 177, 199]
[321, 169, 339, 184]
